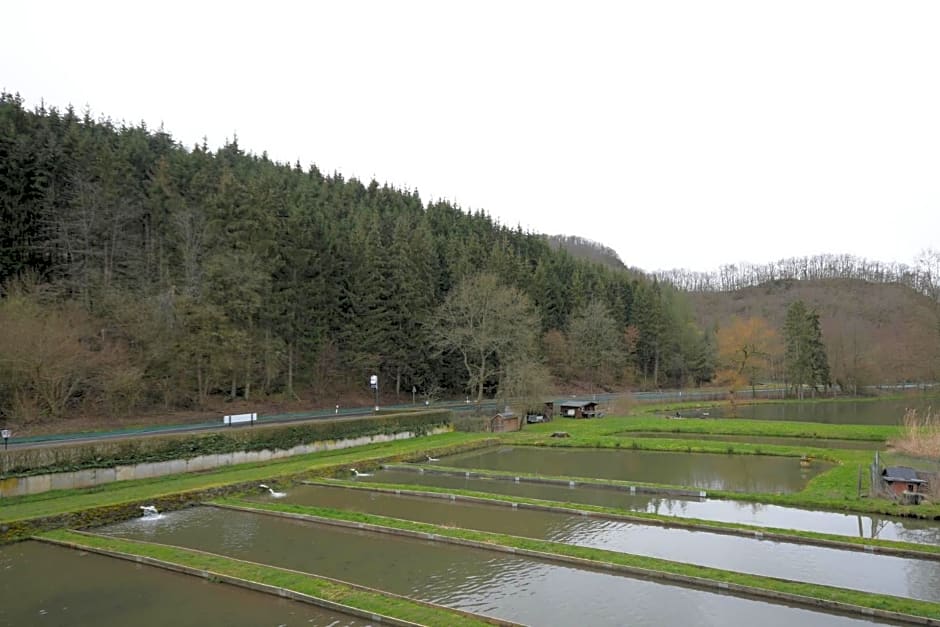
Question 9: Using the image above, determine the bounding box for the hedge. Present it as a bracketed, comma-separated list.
[1, 410, 452, 478]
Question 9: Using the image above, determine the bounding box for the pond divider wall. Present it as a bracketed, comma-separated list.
[214, 503, 939, 627]
[309, 481, 940, 563]
[380, 464, 708, 499]
[37, 532, 521, 627]
[0, 427, 450, 498]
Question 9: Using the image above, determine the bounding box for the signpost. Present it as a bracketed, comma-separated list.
[369, 374, 379, 411]
[1, 429, 10, 450]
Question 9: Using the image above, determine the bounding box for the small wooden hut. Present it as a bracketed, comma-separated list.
[558, 400, 601, 419]
[490, 410, 521, 433]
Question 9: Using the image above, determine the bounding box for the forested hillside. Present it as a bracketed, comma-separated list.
[0, 93, 713, 425]
[545, 235, 629, 272]
[688, 278, 940, 390]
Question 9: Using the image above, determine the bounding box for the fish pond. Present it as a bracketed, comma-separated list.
[431, 445, 831, 493]
[99, 506, 893, 627]
[708, 397, 940, 425]
[0, 540, 364, 627]
[368, 468, 940, 546]
[253, 483, 940, 603]
[619, 432, 885, 450]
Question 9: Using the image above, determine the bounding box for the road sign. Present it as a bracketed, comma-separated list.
[1, 429, 9, 450]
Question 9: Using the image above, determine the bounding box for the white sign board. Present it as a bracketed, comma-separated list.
[0, 429, 10, 439]
[223, 413, 257, 425]
[369, 374, 378, 388]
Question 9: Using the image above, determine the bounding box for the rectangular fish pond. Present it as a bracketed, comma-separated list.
[98, 506, 892, 627]
[706, 397, 940, 425]
[251, 483, 940, 603]
[0, 540, 365, 627]
[619, 432, 885, 450]
[367, 468, 940, 546]
[429, 445, 832, 493]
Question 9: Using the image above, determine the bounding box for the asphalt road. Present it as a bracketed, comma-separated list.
[2, 387, 789, 450]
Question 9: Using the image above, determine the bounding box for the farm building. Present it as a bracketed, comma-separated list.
[558, 400, 602, 419]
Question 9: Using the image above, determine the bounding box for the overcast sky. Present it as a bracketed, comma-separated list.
[3, 1, 938, 273]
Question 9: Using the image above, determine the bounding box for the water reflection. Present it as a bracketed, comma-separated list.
[265, 484, 940, 603]
[0, 541, 363, 627]
[623, 432, 885, 450]
[100, 507, 889, 626]
[373, 469, 940, 546]
[710, 397, 940, 425]
[439, 446, 829, 493]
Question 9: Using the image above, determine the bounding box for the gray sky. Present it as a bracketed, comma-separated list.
[3, 1, 938, 273]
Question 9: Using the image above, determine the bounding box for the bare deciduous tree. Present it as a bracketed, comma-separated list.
[432, 273, 540, 408]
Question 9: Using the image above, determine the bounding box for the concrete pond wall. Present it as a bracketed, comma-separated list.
[0, 428, 449, 498]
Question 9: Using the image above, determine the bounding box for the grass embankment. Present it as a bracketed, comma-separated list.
[0, 432, 492, 530]
[214, 499, 940, 622]
[38, 529, 491, 627]
[311, 479, 940, 558]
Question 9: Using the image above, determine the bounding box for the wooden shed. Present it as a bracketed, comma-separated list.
[490, 410, 521, 433]
[881, 466, 927, 497]
[558, 400, 602, 419]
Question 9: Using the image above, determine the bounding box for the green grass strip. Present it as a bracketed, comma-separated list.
[38, 528, 493, 627]
[216, 499, 940, 622]
[309, 478, 940, 558]
[516, 414, 899, 441]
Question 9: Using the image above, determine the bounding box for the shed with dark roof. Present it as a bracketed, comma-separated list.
[881, 466, 927, 497]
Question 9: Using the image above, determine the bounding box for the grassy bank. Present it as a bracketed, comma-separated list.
[517, 414, 897, 442]
[38, 529, 491, 627]
[215, 499, 940, 622]
[0, 432, 493, 532]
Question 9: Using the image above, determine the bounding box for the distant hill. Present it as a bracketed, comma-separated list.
[687, 278, 940, 386]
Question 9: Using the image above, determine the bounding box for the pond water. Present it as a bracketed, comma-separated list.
[710, 397, 940, 425]
[255, 483, 940, 602]
[620, 432, 885, 449]
[435, 446, 830, 493]
[0, 540, 363, 627]
[99, 506, 892, 627]
[370, 468, 940, 546]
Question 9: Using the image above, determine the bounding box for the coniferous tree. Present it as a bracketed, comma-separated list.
[783, 300, 830, 398]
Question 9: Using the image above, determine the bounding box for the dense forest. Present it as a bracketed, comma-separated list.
[0, 93, 715, 424]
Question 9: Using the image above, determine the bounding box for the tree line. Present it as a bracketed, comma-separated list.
[655, 253, 938, 295]
[0, 93, 716, 423]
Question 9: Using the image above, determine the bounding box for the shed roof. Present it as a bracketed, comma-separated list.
[559, 400, 597, 408]
[882, 466, 926, 484]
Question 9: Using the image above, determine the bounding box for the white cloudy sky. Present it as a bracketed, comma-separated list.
[3, 1, 938, 273]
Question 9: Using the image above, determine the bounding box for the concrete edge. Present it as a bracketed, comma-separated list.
[309, 479, 940, 563]
[34, 531, 523, 627]
[218, 502, 940, 627]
